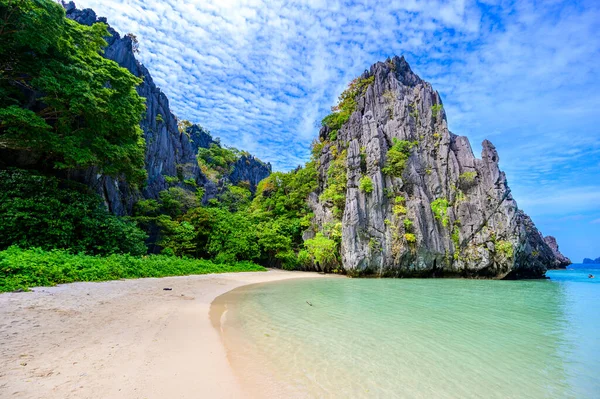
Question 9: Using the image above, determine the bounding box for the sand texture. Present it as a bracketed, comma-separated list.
[0, 269, 323, 398]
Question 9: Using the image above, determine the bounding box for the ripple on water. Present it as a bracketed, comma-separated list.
[213, 274, 600, 398]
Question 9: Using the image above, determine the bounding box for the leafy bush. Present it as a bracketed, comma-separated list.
[164, 175, 179, 185]
[0, 169, 147, 256]
[431, 198, 450, 227]
[159, 187, 200, 218]
[382, 139, 417, 177]
[393, 196, 407, 215]
[303, 233, 338, 271]
[459, 171, 477, 183]
[205, 208, 260, 264]
[404, 233, 416, 243]
[359, 176, 374, 193]
[431, 104, 443, 120]
[403, 218, 413, 230]
[496, 240, 514, 258]
[0, 247, 266, 293]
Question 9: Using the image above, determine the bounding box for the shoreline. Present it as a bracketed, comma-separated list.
[0, 269, 326, 398]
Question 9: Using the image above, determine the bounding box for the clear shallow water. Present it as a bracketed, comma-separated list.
[216, 267, 600, 398]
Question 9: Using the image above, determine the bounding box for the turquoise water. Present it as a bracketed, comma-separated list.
[217, 266, 600, 398]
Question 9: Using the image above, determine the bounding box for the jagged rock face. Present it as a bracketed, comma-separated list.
[309, 56, 560, 279]
[543, 236, 572, 268]
[229, 155, 272, 193]
[185, 125, 271, 194]
[65, 4, 270, 212]
[65, 4, 206, 214]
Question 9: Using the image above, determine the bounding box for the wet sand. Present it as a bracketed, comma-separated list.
[0, 269, 324, 398]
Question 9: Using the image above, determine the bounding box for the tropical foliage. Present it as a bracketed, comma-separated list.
[0, 0, 146, 183]
[0, 246, 265, 293]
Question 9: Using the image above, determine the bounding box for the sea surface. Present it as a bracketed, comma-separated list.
[214, 265, 600, 398]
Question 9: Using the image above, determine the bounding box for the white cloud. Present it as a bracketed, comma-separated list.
[74, 0, 599, 223]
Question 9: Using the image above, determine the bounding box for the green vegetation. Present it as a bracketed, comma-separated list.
[303, 233, 338, 271]
[382, 139, 418, 177]
[164, 175, 179, 185]
[321, 75, 374, 138]
[393, 196, 407, 216]
[431, 198, 450, 227]
[197, 143, 240, 180]
[319, 149, 347, 217]
[0, 169, 147, 256]
[403, 218, 413, 230]
[404, 233, 416, 244]
[496, 240, 514, 258]
[431, 104, 443, 120]
[183, 178, 197, 187]
[0, 0, 146, 184]
[0, 246, 265, 293]
[0, 0, 320, 288]
[459, 171, 477, 183]
[359, 176, 374, 193]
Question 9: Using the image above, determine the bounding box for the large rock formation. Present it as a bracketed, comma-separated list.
[309, 56, 561, 279]
[583, 257, 600, 264]
[64, 3, 270, 213]
[543, 236, 571, 268]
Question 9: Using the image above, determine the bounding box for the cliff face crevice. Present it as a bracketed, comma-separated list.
[309, 56, 560, 279]
[64, 3, 270, 213]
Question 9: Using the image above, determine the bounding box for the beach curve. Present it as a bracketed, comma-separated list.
[0, 269, 325, 398]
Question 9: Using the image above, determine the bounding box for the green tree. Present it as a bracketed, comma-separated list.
[205, 208, 260, 263]
[0, 0, 146, 183]
[303, 233, 338, 271]
[0, 169, 147, 255]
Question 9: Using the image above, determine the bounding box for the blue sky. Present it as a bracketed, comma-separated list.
[75, 0, 599, 262]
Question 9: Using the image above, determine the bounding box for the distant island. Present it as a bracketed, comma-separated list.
[583, 257, 600, 264]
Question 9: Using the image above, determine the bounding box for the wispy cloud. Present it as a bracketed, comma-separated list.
[73, 0, 600, 260]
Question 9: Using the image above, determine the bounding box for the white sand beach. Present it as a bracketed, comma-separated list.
[0, 269, 324, 399]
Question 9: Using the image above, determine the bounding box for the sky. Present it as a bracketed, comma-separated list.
[73, 0, 600, 262]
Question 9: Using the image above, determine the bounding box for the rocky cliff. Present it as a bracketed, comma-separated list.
[64, 3, 270, 213]
[543, 236, 572, 268]
[309, 56, 561, 279]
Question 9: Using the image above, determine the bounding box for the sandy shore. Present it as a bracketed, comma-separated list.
[0, 269, 325, 399]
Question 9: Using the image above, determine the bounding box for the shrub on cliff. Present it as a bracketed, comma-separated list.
[382, 139, 417, 177]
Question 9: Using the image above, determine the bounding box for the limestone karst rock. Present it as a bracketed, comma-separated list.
[543, 236, 572, 268]
[64, 3, 270, 213]
[308, 56, 561, 279]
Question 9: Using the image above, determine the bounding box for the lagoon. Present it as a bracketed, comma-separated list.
[215, 265, 600, 398]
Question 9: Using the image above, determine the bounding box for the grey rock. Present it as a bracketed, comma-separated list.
[543, 236, 572, 268]
[228, 155, 271, 194]
[308, 56, 563, 279]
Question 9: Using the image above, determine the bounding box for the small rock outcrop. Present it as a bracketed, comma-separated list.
[583, 257, 600, 264]
[543, 236, 572, 268]
[228, 155, 272, 193]
[308, 56, 563, 279]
